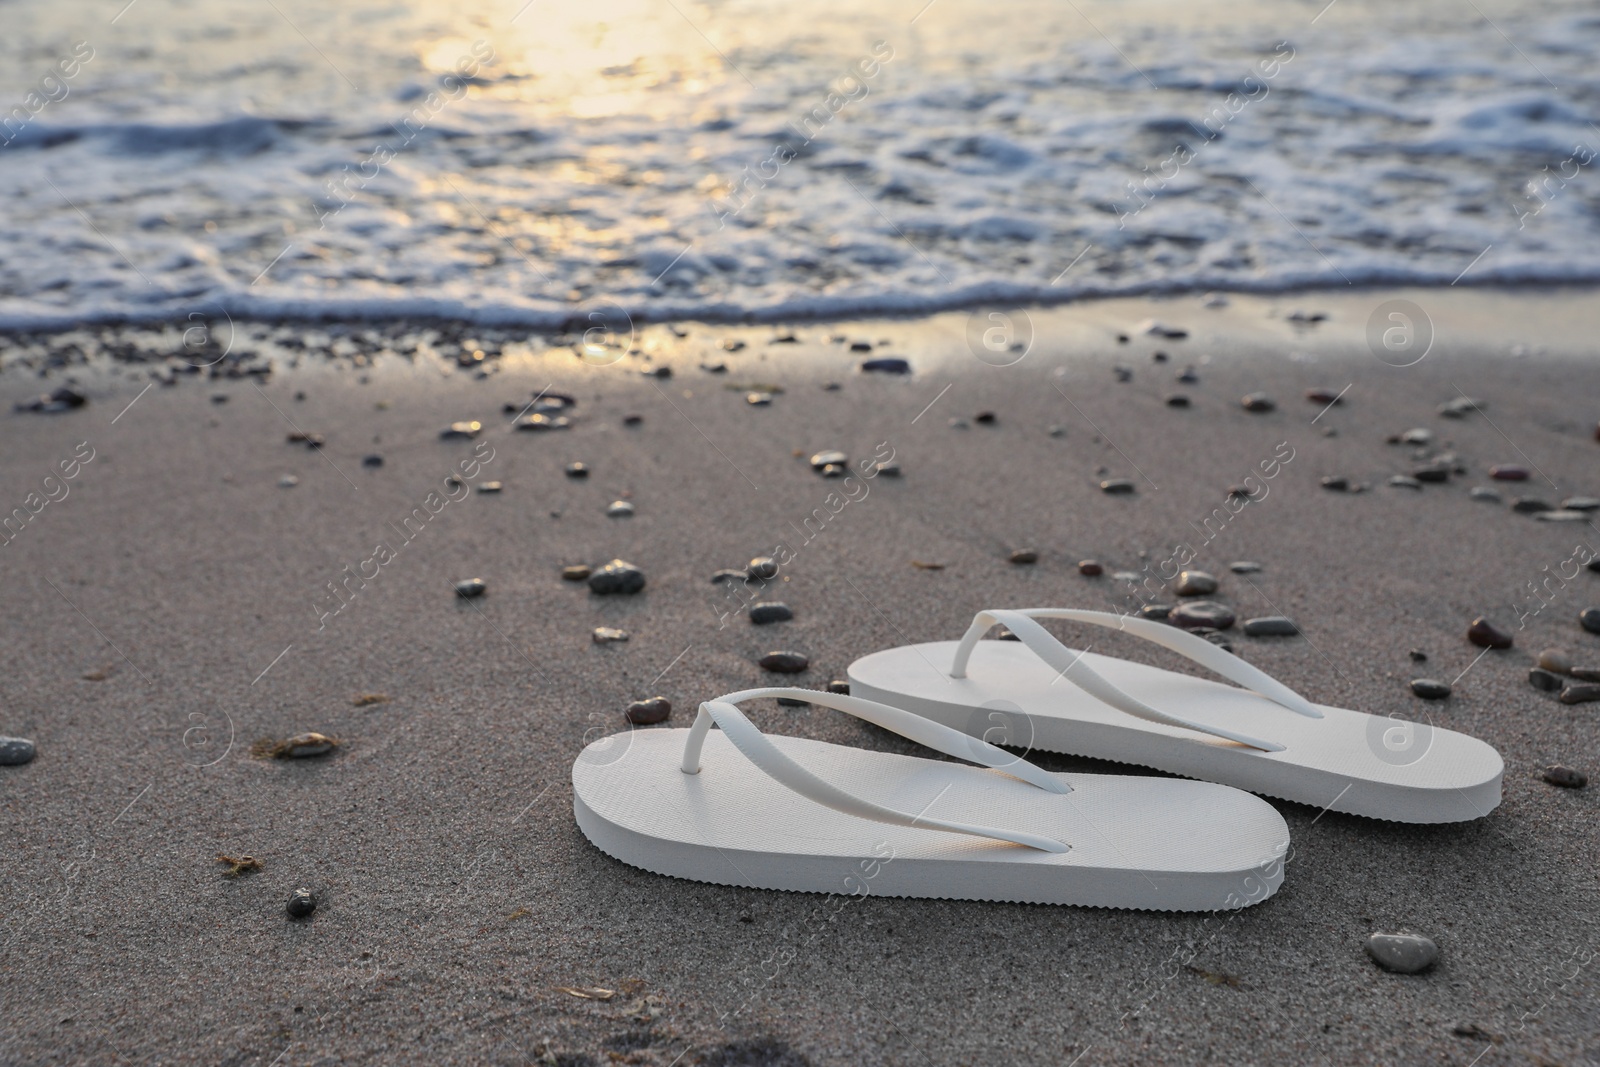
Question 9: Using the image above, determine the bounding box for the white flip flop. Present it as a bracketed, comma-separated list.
[848, 609, 1503, 824]
[573, 686, 1290, 911]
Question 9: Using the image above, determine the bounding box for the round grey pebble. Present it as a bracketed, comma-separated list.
[361, 454, 384, 468]
[759, 651, 810, 674]
[1240, 392, 1275, 413]
[588, 560, 646, 595]
[1175, 570, 1217, 596]
[1410, 678, 1451, 700]
[1365, 933, 1439, 974]
[0, 736, 37, 766]
[1168, 601, 1235, 631]
[1243, 616, 1298, 637]
[453, 578, 487, 599]
[287, 888, 317, 919]
[749, 602, 794, 625]
[748, 556, 780, 580]
[1228, 561, 1261, 574]
[1528, 668, 1565, 692]
[1468, 486, 1502, 502]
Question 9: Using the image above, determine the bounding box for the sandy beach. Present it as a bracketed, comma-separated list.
[1, 287, 1596, 1065]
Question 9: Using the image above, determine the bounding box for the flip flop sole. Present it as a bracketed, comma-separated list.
[574, 729, 1290, 910]
[849, 641, 1503, 823]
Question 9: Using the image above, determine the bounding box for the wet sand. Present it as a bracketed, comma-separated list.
[1, 288, 1597, 1066]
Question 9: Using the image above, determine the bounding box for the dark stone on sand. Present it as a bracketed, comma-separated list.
[16, 386, 87, 413]
[1511, 498, 1553, 514]
[1412, 464, 1450, 483]
[1176, 366, 1198, 383]
[748, 556, 780, 580]
[1559, 684, 1600, 704]
[1305, 387, 1344, 404]
[562, 565, 591, 581]
[642, 365, 671, 379]
[1469, 487, 1502, 502]
[1079, 560, 1103, 576]
[1138, 604, 1172, 620]
[809, 450, 847, 469]
[1571, 667, 1600, 682]
[818, 464, 846, 478]
[1114, 366, 1133, 382]
[476, 481, 502, 494]
[1229, 561, 1261, 574]
[850, 340, 873, 352]
[1438, 396, 1481, 418]
[1244, 616, 1298, 637]
[1240, 392, 1275, 413]
[287, 888, 317, 919]
[1409, 649, 1427, 661]
[440, 421, 482, 440]
[1009, 549, 1038, 564]
[710, 569, 748, 584]
[454, 578, 487, 598]
[1467, 617, 1512, 649]
[1489, 464, 1529, 481]
[995, 627, 1020, 641]
[1320, 476, 1351, 491]
[701, 362, 728, 374]
[361, 454, 384, 467]
[1410, 679, 1451, 700]
[277, 732, 336, 758]
[1169, 601, 1235, 631]
[827, 680, 850, 695]
[1165, 394, 1191, 407]
[626, 697, 672, 724]
[749, 602, 794, 625]
[1365, 933, 1438, 974]
[0, 737, 36, 766]
[516, 413, 570, 431]
[861, 357, 910, 374]
[1176, 570, 1217, 596]
[623, 414, 643, 426]
[565, 462, 589, 478]
[211, 394, 229, 404]
[1542, 765, 1587, 789]
[1528, 668, 1565, 693]
[1100, 478, 1136, 494]
[759, 651, 810, 674]
[1580, 608, 1600, 634]
[588, 560, 646, 595]
[974, 411, 997, 424]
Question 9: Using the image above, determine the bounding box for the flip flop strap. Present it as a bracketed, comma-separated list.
[680, 687, 1070, 854]
[951, 609, 1322, 752]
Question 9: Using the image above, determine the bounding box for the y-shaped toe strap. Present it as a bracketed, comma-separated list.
[951, 609, 1324, 752]
[680, 687, 1071, 853]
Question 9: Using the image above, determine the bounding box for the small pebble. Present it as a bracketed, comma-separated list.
[278, 475, 299, 488]
[0, 737, 37, 766]
[1398, 428, 1433, 445]
[948, 418, 970, 429]
[759, 651, 810, 673]
[1388, 475, 1422, 489]
[1468, 487, 1502, 502]
[562, 565, 592, 581]
[872, 461, 902, 477]
[1365, 933, 1439, 975]
[626, 697, 672, 725]
[1560, 496, 1600, 511]
[710, 569, 748, 584]
[1168, 601, 1235, 630]
[1438, 396, 1481, 418]
[1542, 765, 1587, 789]
[1138, 604, 1172, 620]
[1165, 394, 1191, 408]
[1009, 549, 1038, 565]
[592, 627, 629, 644]
[1511, 498, 1552, 514]
[287, 888, 317, 919]
[1489, 464, 1529, 481]
[1528, 668, 1565, 693]
[1078, 560, 1103, 576]
[1537, 649, 1572, 674]
[1240, 392, 1275, 413]
[1467, 616, 1512, 649]
[361, 454, 384, 468]
[517, 413, 571, 432]
[565, 463, 589, 478]
[1571, 666, 1600, 682]
[749, 602, 794, 625]
[1320, 476, 1352, 492]
[745, 392, 773, 406]
[1305, 387, 1344, 404]
[589, 560, 646, 595]
[995, 626, 1021, 641]
[1176, 366, 1198, 384]
[1579, 608, 1600, 635]
[623, 414, 643, 426]
[1412, 464, 1450, 483]
[454, 578, 487, 598]
[1559, 684, 1600, 704]
[1228, 561, 1261, 574]
[641, 365, 671, 379]
[1113, 365, 1133, 382]
[1175, 570, 1218, 596]
[722, 338, 747, 351]
[974, 411, 998, 425]
[1243, 616, 1298, 637]
[826, 680, 850, 694]
[1100, 478, 1136, 495]
[607, 500, 635, 518]
[476, 481, 502, 494]
[1190, 628, 1233, 651]
[1409, 649, 1428, 661]
[861, 357, 911, 374]
[1535, 510, 1588, 522]
[276, 732, 337, 759]
[701, 361, 729, 373]
[441, 421, 482, 440]
[818, 464, 847, 478]
[748, 557, 780, 580]
[1410, 678, 1451, 700]
[1047, 425, 1067, 438]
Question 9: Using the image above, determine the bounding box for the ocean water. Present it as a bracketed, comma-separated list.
[1, 0, 1597, 329]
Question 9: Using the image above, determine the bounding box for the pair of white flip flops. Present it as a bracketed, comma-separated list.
[573, 608, 1504, 911]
